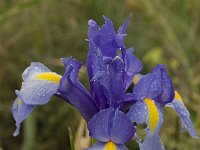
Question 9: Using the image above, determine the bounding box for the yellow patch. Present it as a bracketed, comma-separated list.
[18, 99, 22, 106]
[144, 98, 159, 132]
[133, 75, 139, 84]
[35, 72, 61, 83]
[174, 91, 183, 103]
[104, 141, 117, 150]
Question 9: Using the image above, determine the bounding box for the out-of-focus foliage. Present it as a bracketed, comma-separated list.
[0, 0, 199, 149]
[68, 127, 75, 150]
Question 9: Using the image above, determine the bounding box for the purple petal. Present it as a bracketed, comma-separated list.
[117, 14, 132, 36]
[61, 57, 81, 81]
[87, 41, 135, 109]
[116, 14, 132, 59]
[171, 99, 198, 138]
[11, 97, 36, 136]
[126, 101, 148, 124]
[88, 19, 99, 40]
[86, 41, 107, 90]
[85, 41, 111, 108]
[116, 144, 128, 150]
[124, 48, 142, 89]
[88, 108, 114, 142]
[88, 108, 135, 144]
[110, 109, 135, 144]
[11, 62, 61, 136]
[139, 104, 164, 150]
[89, 16, 118, 57]
[93, 56, 126, 109]
[118, 93, 137, 111]
[132, 72, 162, 101]
[58, 57, 99, 122]
[22, 62, 50, 81]
[127, 100, 164, 150]
[87, 142, 128, 150]
[17, 80, 59, 105]
[16, 62, 61, 105]
[87, 16, 126, 58]
[152, 64, 174, 105]
[92, 80, 109, 109]
[86, 142, 105, 150]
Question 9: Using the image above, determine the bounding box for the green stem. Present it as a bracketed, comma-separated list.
[21, 114, 36, 150]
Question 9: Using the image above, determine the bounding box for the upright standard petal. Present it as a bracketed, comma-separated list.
[124, 48, 142, 89]
[168, 91, 198, 138]
[92, 56, 126, 109]
[86, 41, 107, 91]
[92, 80, 109, 109]
[116, 14, 132, 59]
[58, 57, 99, 121]
[87, 41, 124, 109]
[88, 15, 132, 61]
[88, 108, 135, 144]
[87, 16, 133, 83]
[152, 65, 174, 105]
[117, 14, 131, 37]
[88, 16, 122, 58]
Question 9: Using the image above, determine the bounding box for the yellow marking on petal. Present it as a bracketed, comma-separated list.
[35, 72, 61, 83]
[144, 98, 159, 132]
[133, 75, 139, 84]
[18, 99, 22, 107]
[104, 141, 117, 150]
[174, 91, 183, 103]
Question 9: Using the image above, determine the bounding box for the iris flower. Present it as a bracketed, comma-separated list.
[11, 15, 197, 150]
[58, 16, 142, 149]
[12, 62, 62, 136]
[127, 65, 198, 150]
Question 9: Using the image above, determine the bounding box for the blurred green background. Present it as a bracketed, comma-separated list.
[0, 0, 200, 149]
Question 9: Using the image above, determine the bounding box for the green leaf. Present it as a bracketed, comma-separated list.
[68, 127, 75, 150]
